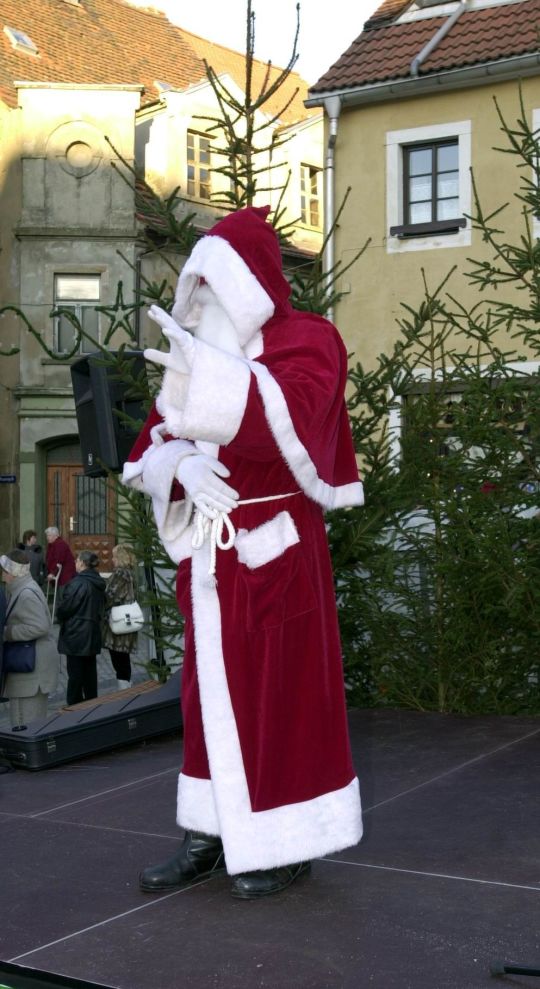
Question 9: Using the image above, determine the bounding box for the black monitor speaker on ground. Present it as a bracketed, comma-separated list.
[71, 351, 147, 477]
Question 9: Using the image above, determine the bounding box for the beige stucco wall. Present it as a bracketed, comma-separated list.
[332, 77, 540, 369]
[0, 74, 322, 548]
[0, 85, 141, 546]
[139, 76, 323, 254]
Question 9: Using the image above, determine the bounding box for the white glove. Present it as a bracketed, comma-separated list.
[177, 454, 239, 519]
[144, 305, 195, 374]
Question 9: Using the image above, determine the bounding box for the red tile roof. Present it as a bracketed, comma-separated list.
[0, 0, 313, 124]
[309, 0, 540, 94]
[365, 0, 412, 26]
[0, 0, 201, 107]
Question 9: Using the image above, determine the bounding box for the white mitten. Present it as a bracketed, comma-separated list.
[176, 454, 239, 519]
[144, 305, 196, 373]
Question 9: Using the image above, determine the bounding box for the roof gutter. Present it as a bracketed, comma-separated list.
[305, 52, 540, 109]
[410, 0, 469, 77]
[322, 95, 342, 322]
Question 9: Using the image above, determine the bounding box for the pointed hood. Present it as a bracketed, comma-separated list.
[172, 206, 292, 349]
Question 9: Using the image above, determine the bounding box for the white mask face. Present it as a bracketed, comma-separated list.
[192, 283, 243, 356]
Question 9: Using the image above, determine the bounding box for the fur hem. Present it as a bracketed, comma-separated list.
[177, 773, 220, 836]
[177, 773, 362, 875]
[179, 343, 251, 445]
[172, 235, 274, 349]
[248, 361, 364, 510]
[182, 542, 362, 874]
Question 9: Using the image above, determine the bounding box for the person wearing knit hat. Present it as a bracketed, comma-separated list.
[1, 549, 59, 728]
[123, 206, 363, 899]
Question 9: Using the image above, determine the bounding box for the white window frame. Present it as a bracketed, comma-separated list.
[300, 163, 322, 229]
[186, 130, 212, 201]
[53, 273, 101, 356]
[386, 120, 472, 254]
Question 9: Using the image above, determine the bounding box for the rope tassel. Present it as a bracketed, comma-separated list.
[191, 491, 300, 577]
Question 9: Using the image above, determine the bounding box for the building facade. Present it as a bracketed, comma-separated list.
[0, 0, 323, 557]
[307, 0, 540, 368]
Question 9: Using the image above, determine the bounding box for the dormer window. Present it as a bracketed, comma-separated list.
[3, 26, 38, 55]
[300, 164, 322, 228]
[187, 131, 211, 200]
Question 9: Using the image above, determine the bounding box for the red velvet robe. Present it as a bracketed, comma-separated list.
[123, 207, 363, 874]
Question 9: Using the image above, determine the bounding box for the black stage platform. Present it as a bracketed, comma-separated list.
[1, 709, 539, 988]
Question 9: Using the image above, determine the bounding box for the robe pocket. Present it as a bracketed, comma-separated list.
[236, 511, 317, 630]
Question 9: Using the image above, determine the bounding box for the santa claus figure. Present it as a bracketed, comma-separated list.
[123, 206, 363, 899]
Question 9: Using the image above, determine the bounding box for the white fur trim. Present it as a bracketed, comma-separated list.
[177, 773, 220, 836]
[173, 235, 275, 349]
[124, 439, 198, 564]
[121, 458, 145, 490]
[235, 511, 299, 570]
[244, 329, 264, 360]
[155, 367, 190, 437]
[248, 361, 365, 511]
[179, 342, 251, 445]
[176, 540, 362, 874]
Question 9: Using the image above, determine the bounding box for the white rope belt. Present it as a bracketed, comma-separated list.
[192, 491, 300, 576]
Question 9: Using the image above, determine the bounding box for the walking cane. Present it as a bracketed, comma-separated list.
[51, 563, 62, 623]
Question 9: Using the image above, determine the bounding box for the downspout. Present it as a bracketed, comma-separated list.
[323, 95, 342, 322]
[411, 0, 469, 77]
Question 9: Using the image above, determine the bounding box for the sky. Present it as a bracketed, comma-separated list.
[128, 0, 381, 84]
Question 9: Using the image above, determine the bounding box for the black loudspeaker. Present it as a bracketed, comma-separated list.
[71, 351, 147, 477]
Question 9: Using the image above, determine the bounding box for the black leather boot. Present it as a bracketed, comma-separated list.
[230, 861, 311, 900]
[139, 830, 225, 892]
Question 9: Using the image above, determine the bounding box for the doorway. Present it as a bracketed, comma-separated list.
[46, 462, 115, 572]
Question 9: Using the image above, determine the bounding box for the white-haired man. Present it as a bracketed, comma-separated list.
[45, 527, 76, 608]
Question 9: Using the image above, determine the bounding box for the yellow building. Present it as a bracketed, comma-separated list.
[306, 0, 540, 369]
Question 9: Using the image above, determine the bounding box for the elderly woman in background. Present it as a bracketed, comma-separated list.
[1, 549, 59, 728]
[57, 550, 106, 706]
[102, 544, 138, 690]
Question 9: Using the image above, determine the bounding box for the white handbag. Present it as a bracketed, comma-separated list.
[108, 601, 144, 635]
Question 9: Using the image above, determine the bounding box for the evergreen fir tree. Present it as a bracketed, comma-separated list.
[332, 91, 540, 714]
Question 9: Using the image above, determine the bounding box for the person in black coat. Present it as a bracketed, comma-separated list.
[17, 530, 47, 587]
[57, 550, 106, 706]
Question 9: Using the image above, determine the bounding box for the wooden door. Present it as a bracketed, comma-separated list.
[46, 465, 115, 572]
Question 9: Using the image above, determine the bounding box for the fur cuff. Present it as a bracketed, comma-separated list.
[179, 342, 251, 445]
[134, 439, 198, 564]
